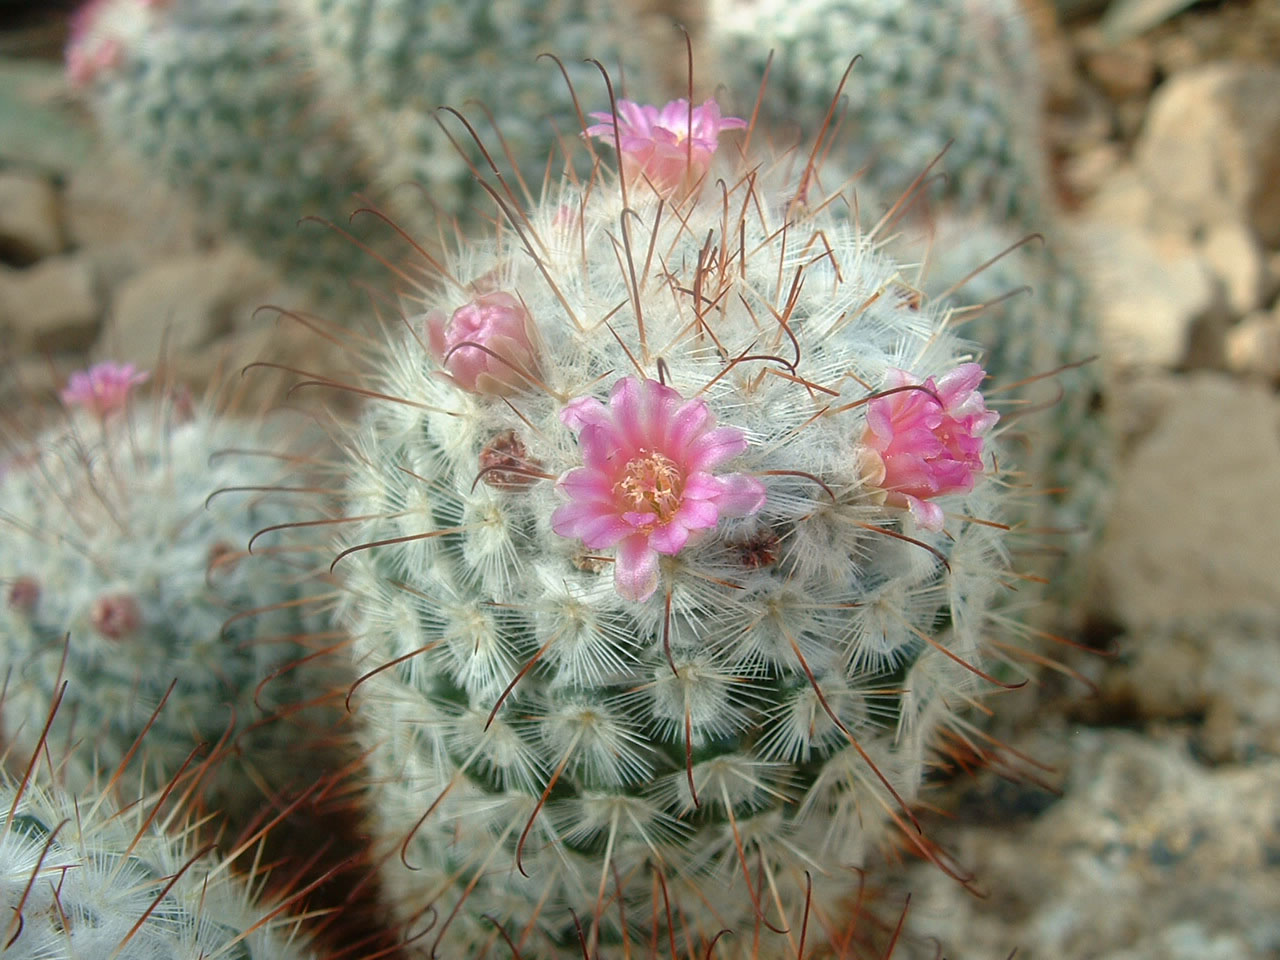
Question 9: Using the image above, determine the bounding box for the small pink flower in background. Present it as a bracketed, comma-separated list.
[61, 362, 150, 418]
[552, 376, 766, 602]
[860, 363, 999, 532]
[585, 98, 747, 196]
[65, 0, 167, 87]
[426, 291, 540, 396]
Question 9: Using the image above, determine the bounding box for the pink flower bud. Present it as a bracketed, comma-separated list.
[860, 363, 999, 531]
[585, 98, 747, 198]
[426, 292, 540, 396]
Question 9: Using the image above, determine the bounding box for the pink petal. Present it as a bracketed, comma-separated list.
[666, 397, 712, 453]
[615, 533, 660, 602]
[551, 501, 631, 548]
[709, 473, 767, 517]
[647, 521, 690, 555]
[561, 395, 608, 432]
[935, 363, 986, 404]
[672, 497, 719, 532]
[685, 426, 748, 471]
[905, 496, 945, 532]
[557, 466, 614, 502]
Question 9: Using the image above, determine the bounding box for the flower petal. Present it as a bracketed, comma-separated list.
[710, 473, 767, 516]
[615, 533, 660, 602]
[647, 520, 690, 554]
[685, 426, 748, 471]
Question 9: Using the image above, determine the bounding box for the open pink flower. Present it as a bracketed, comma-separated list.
[60, 362, 150, 418]
[552, 377, 766, 602]
[584, 98, 746, 196]
[861, 363, 999, 532]
[426, 291, 540, 396]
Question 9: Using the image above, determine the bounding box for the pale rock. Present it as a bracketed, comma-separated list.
[1200, 223, 1264, 315]
[1225, 312, 1280, 380]
[902, 730, 1280, 959]
[1135, 64, 1280, 245]
[100, 247, 279, 368]
[1071, 219, 1219, 367]
[1264, 250, 1280, 307]
[1061, 142, 1123, 201]
[1084, 42, 1155, 101]
[1093, 373, 1280, 628]
[0, 172, 63, 263]
[0, 255, 99, 352]
[63, 154, 203, 287]
[1080, 163, 1190, 238]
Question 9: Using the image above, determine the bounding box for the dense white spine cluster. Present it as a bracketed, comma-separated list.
[0, 388, 330, 809]
[322, 128, 1036, 957]
[0, 757, 318, 960]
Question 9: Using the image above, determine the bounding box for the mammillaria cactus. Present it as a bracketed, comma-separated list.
[702, 0, 1110, 584]
[307, 97, 1038, 958]
[66, 0, 389, 307]
[0, 364, 333, 813]
[0, 719, 319, 960]
[287, 0, 666, 221]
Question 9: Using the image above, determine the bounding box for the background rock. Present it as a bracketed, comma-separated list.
[1135, 63, 1280, 245]
[0, 171, 63, 263]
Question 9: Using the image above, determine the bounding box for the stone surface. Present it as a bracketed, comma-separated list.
[1071, 219, 1220, 367]
[1083, 42, 1155, 100]
[0, 254, 99, 352]
[0, 171, 62, 263]
[1225, 312, 1280, 380]
[902, 730, 1280, 959]
[1200, 222, 1265, 316]
[100, 247, 279, 367]
[1135, 63, 1280, 245]
[1092, 373, 1280, 627]
[63, 153, 205, 286]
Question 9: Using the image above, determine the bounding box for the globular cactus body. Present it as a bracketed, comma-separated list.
[316, 103, 1032, 958]
[288, 0, 663, 220]
[0, 370, 328, 806]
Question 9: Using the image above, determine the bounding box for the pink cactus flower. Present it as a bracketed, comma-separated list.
[584, 98, 747, 196]
[552, 377, 766, 602]
[426, 291, 540, 396]
[66, 0, 167, 88]
[860, 363, 999, 532]
[60, 362, 150, 418]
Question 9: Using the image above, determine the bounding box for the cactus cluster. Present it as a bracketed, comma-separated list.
[0, 367, 332, 811]
[0, 732, 318, 960]
[307, 100, 1032, 958]
[40, 0, 1118, 954]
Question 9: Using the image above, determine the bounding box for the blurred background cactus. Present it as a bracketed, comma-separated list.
[0, 364, 337, 821]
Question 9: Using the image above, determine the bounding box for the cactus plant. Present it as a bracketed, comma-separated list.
[0, 720, 319, 960]
[304, 98, 1042, 958]
[287, 0, 666, 223]
[702, 0, 1110, 584]
[66, 0, 391, 308]
[0, 364, 335, 813]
